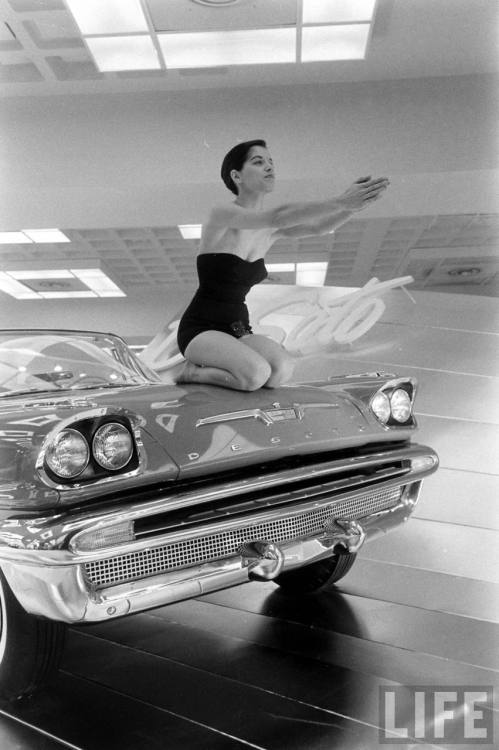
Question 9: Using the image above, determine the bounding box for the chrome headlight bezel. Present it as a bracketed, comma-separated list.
[369, 379, 416, 428]
[38, 408, 142, 488]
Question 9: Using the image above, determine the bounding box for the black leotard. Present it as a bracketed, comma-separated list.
[177, 253, 268, 356]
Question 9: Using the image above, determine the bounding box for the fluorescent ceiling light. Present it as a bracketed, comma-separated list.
[303, 0, 376, 24]
[0, 268, 126, 299]
[0, 232, 32, 244]
[71, 268, 126, 297]
[296, 261, 328, 287]
[301, 24, 370, 62]
[179, 225, 202, 239]
[266, 263, 296, 272]
[38, 292, 97, 299]
[65, 0, 148, 35]
[22, 229, 70, 243]
[0, 272, 38, 299]
[159, 28, 296, 68]
[9, 270, 73, 280]
[86, 36, 160, 72]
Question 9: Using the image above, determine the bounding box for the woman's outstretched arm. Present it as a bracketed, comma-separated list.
[209, 176, 389, 231]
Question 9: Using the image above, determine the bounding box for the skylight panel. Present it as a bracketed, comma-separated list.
[0, 272, 38, 299]
[159, 28, 296, 69]
[22, 229, 70, 243]
[0, 232, 32, 244]
[65, 0, 149, 35]
[86, 36, 160, 72]
[72, 268, 126, 296]
[178, 225, 202, 239]
[301, 24, 370, 62]
[296, 262, 328, 286]
[0, 268, 126, 299]
[302, 0, 376, 24]
[266, 263, 296, 272]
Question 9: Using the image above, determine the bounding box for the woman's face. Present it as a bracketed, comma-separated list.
[235, 145, 275, 194]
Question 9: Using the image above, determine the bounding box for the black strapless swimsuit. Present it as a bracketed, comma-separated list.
[177, 253, 268, 356]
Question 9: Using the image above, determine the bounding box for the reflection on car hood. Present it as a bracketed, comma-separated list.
[0, 376, 415, 505]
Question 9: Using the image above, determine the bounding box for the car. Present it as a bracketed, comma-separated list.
[0, 328, 438, 700]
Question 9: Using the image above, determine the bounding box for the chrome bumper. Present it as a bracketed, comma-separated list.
[0, 483, 424, 624]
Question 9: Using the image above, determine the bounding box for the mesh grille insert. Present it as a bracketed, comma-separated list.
[85, 485, 402, 588]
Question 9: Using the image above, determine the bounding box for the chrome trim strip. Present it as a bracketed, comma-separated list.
[0, 445, 437, 556]
[0, 497, 419, 623]
[0, 476, 429, 568]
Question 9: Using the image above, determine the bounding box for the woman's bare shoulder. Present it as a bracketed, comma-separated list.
[208, 202, 276, 230]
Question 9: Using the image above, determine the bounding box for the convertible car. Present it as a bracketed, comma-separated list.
[0, 329, 438, 700]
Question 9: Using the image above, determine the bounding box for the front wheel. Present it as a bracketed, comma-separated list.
[0, 568, 66, 701]
[274, 552, 357, 595]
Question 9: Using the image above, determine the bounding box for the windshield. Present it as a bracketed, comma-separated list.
[0, 330, 161, 397]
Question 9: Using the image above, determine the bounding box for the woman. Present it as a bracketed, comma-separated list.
[176, 139, 389, 391]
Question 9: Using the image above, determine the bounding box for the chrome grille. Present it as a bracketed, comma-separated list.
[85, 485, 402, 588]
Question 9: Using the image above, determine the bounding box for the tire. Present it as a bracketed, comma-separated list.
[0, 567, 66, 701]
[274, 552, 357, 595]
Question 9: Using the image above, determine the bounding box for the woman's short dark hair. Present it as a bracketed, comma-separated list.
[220, 139, 267, 195]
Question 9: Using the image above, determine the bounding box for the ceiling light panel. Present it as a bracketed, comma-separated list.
[178, 225, 202, 239]
[72, 268, 126, 296]
[86, 36, 161, 72]
[296, 261, 328, 286]
[302, 0, 376, 24]
[148, 0, 297, 33]
[266, 263, 296, 272]
[0, 272, 38, 299]
[301, 24, 370, 62]
[65, 0, 149, 35]
[159, 28, 296, 68]
[22, 229, 70, 243]
[9, 270, 73, 280]
[0, 232, 32, 244]
[38, 291, 97, 299]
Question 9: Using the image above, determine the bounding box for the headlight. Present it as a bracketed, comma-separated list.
[371, 392, 391, 424]
[92, 422, 133, 471]
[45, 429, 89, 479]
[390, 388, 412, 422]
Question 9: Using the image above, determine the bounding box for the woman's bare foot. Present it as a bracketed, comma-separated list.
[174, 361, 201, 384]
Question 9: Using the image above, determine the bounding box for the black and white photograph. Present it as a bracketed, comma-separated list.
[0, 1, 497, 748]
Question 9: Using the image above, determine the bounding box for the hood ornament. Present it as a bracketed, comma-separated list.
[196, 401, 338, 428]
[196, 405, 303, 428]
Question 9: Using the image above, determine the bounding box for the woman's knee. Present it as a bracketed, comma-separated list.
[264, 357, 295, 388]
[240, 359, 272, 391]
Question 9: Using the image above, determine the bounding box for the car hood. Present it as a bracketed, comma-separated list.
[0, 376, 413, 505]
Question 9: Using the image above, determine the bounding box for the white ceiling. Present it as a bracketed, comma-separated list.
[0, 0, 498, 297]
[1, 0, 497, 96]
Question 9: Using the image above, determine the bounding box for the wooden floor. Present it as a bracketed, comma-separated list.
[1, 290, 497, 749]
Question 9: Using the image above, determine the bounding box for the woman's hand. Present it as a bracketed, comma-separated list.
[337, 176, 390, 212]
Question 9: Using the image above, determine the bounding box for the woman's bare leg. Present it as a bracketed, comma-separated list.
[241, 334, 296, 387]
[176, 331, 272, 391]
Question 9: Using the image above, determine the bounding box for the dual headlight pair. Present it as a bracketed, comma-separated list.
[370, 387, 413, 425]
[45, 422, 134, 480]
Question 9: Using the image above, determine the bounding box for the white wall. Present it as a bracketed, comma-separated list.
[0, 73, 496, 336]
[0, 74, 497, 228]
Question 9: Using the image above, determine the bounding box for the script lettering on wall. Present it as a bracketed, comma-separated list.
[139, 276, 414, 371]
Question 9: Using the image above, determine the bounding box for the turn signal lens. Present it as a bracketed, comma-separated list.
[45, 429, 89, 479]
[371, 392, 390, 424]
[70, 520, 135, 552]
[390, 388, 412, 422]
[92, 422, 133, 470]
